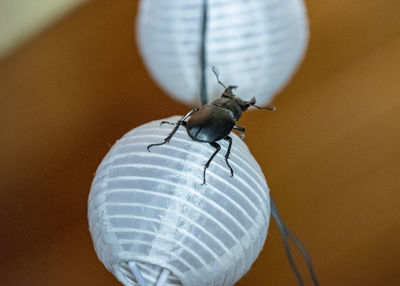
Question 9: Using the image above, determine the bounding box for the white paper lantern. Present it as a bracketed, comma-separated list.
[88, 116, 271, 286]
[136, 0, 309, 106]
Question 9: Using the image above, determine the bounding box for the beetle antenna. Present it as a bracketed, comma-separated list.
[212, 66, 227, 89]
[248, 97, 276, 111]
[253, 104, 277, 111]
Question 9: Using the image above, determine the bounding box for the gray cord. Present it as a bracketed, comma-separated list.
[271, 197, 321, 286]
[200, 0, 208, 105]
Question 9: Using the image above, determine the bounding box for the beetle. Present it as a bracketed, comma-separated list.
[147, 67, 276, 184]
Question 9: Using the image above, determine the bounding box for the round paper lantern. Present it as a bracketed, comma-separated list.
[136, 0, 309, 106]
[88, 116, 271, 286]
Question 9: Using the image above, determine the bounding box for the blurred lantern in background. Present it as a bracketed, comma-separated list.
[136, 0, 308, 106]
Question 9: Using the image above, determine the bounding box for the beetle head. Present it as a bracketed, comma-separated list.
[221, 85, 237, 99]
[220, 86, 250, 111]
[212, 66, 276, 112]
[238, 97, 256, 111]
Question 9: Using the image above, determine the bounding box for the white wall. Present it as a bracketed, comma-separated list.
[0, 0, 87, 59]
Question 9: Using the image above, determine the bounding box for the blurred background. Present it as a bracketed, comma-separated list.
[1, 0, 400, 285]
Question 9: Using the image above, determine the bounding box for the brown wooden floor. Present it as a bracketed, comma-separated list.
[1, 0, 400, 285]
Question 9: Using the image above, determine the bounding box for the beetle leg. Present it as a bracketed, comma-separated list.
[202, 142, 221, 185]
[233, 126, 245, 140]
[160, 121, 173, 126]
[224, 136, 234, 177]
[160, 121, 188, 127]
[147, 109, 198, 151]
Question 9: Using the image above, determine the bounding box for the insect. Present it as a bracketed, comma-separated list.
[147, 67, 276, 184]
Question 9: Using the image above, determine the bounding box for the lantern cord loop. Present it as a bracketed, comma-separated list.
[200, 0, 208, 105]
[270, 197, 321, 286]
[128, 261, 148, 286]
[155, 268, 170, 286]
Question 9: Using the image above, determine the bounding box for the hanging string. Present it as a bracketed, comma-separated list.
[271, 197, 321, 286]
[200, 0, 208, 105]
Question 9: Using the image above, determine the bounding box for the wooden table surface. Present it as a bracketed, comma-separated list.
[1, 0, 399, 285]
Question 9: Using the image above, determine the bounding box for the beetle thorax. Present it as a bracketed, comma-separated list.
[211, 97, 243, 121]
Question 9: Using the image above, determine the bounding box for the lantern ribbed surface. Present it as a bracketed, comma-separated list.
[136, 0, 309, 106]
[88, 116, 271, 286]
